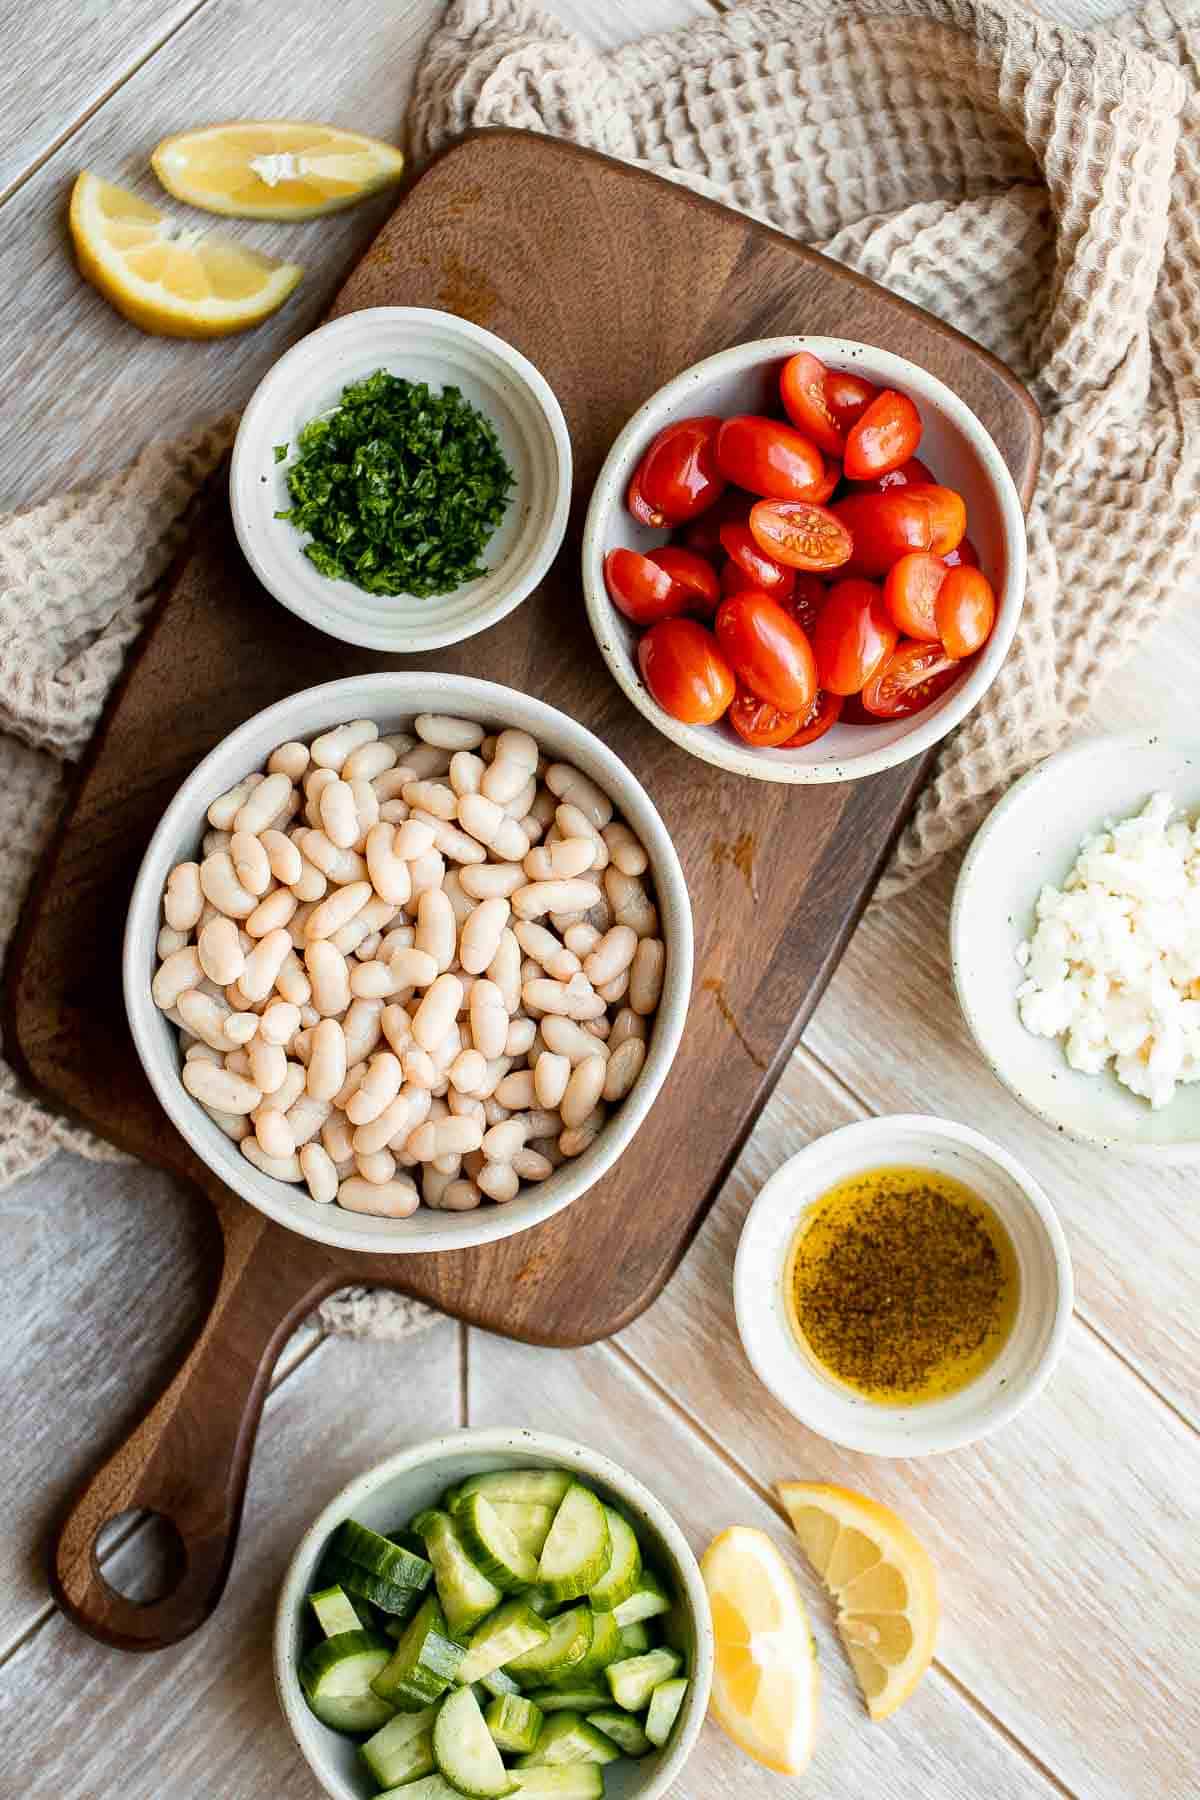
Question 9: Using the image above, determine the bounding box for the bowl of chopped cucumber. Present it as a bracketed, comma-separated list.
[275, 1429, 713, 1800]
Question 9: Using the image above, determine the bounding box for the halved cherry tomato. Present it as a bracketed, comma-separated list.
[779, 352, 845, 456]
[638, 617, 735, 724]
[627, 416, 726, 527]
[719, 521, 795, 598]
[647, 546, 721, 616]
[604, 548, 684, 627]
[883, 551, 947, 641]
[679, 489, 751, 555]
[907, 484, 966, 556]
[728, 687, 802, 747]
[748, 499, 853, 572]
[715, 591, 817, 715]
[810, 578, 897, 695]
[843, 389, 923, 481]
[942, 535, 980, 569]
[779, 573, 828, 637]
[783, 688, 843, 746]
[935, 566, 996, 657]
[849, 455, 935, 493]
[714, 416, 825, 502]
[824, 369, 878, 433]
[860, 640, 961, 718]
[831, 490, 934, 578]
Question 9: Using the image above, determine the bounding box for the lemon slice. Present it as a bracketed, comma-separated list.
[151, 121, 405, 220]
[778, 1482, 939, 1721]
[700, 1525, 819, 1775]
[69, 173, 302, 338]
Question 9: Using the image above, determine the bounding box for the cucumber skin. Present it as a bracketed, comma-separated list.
[536, 1486, 612, 1605]
[484, 1693, 545, 1755]
[360, 1707, 438, 1787]
[299, 1630, 395, 1734]
[412, 1510, 504, 1638]
[376, 1779, 464, 1800]
[321, 1550, 426, 1619]
[457, 1600, 551, 1685]
[586, 1709, 653, 1756]
[605, 1648, 683, 1713]
[454, 1470, 573, 1510]
[432, 1685, 514, 1800]
[479, 1666, 522, 1699]
[455, 1493, 540, 1592]
[611, 1571, 672, 1629]
[334, 1520, 433, 1591]
[644, 1676, 688, 1748]
[513, 1712, 621, 1768]
[371, 1595, 465, 1710]
[554, 1610, 621, 1685]
[506, 1605, 593, 1685]
[587, 1510, 642, 1613]
[526, 1687, 610, 1714]
[507, 1771, 603, 1800]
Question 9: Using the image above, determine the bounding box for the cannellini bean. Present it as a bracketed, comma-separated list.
[403, 779, 457, 821]
[597, 971, 629, 1005]
[560, 1120, 602, 1157]
[276, 950, 311, 1007]
[421, 1164, 459, 1208]
[512, 879, 601, 922]
[311, 719, 377, 771]
[224, 1048, 253, 1076]
[440, 872, 473, 931]
[343, 740, 397, 782]
[164, 862, 203, 932]
[356, 932, 383, 961]
[239, 929, 292, 1002]
[541, 1014, 611, 1063]
[460, 896, 510, 975]
[459, 862, 525, 900]
[305, 881, 372, 941]
[364, 822, 412, 907]
[248, 1036, 287, 1095]
[534, 1052, 570, 1109]
[477, 1162, 520, 1202]
[564, 922, 601, 958]
[229, 831, 271, 898]
[301, 831, 368, 886]
[342, 997, 384, 1063]
[482, 1117, 527, 1162]
[321, 1114, 356, 1165]
[485, 929, 521, 1016]
[286, 1092, 332, 1148]
[353, 1085, 431, 1156]
[449, 1048, 488, 1095]
[524, 837, 596, 882]
[348, 957, 402, 1000]
[298, 1003, 320, 1029]
[269, 741, 310, 782]
[207, 775, 260, 832]
[338, 1176, 420, 1217]
[157, 925, 188, 960]
[561, 1055, 607, 1129]
[523, 975, 605, 1021]
[481, 730, 539, 804]
[605, 868, 658, 938]
[260, 1000, 301, 1045]
[469, 979, 509, 1060]
[353, 1146, 395, 1185]
[609, 1006, 646, 1051]
[406, 849, 446, 907]
[242, 1140, 303, 1182]
[407, 1115, 484, 1161]
[514, 920, 579, 980]
[199, 853, 257, 920]
[304, 939, 350, 1016]
[413, 807, 488, 866]
[438, 1179, 482, 1210]
[223, 1013, 259, 1047]
[545, 763, 612, 828]
[380, 1004, 413, 1059]
[197, 916, 245, 987]
[373, 767, 412, 805]
[201, 1103, 250, 1142]
[449, 750, 485, 797]
[456, 792, 528, 861]
[346, 1052, 404, 1125]
[245, 887, 297, 939]
[584, 925, 639, 988]
[177, 988, 234, 1051]
[332, 1061, 367, 1111]
[415, 889, 456, 972]
[256, 1108, 296, 1160]
[307, 1018, 348, 1101]
[448, 1090, 486, 1126]
[411, 974, 463, 1053]
[555, 805, 610, 871]
[289, 852, 328, 903]
[494, 1070, 536, 1110]
[416, 714, 486, 751]
[630, 938, 665, 1014]
[203, 830, 232, 859]
[300, 1142, 338, 1203]
[153, 947, 203, 1009]
[234, 772, 293, 837]
[404, 1046, 439, 1090]
[182, 1061, 261, 1114]
[502, 776, 538, 823]
[512, 1147, 553, 1182]
[504, 1017, 537, 1058]
[320, 778, 359, 849]
[602, 822, 649, 876]
[259, 1062, 306, 1120]
[603, 1037, 647, 1102]
[392, 818, 437, 861]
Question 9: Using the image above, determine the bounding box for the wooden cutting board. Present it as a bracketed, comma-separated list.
[5, 130, 1040, 1651]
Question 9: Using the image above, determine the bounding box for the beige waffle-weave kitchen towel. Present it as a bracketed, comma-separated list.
[0, 0, 1196, 1342]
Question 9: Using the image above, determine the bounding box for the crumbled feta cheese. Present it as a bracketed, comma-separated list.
[1016, 792, 1200, 1108]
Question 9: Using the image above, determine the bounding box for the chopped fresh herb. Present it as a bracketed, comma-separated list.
[274, 369, 514, 597]
[273, 442, 288, 463]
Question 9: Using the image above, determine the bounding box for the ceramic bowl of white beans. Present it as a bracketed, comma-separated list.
[126, 674, 692, 1253]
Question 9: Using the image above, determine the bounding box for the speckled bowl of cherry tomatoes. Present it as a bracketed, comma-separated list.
[582, 337, 1027, 783]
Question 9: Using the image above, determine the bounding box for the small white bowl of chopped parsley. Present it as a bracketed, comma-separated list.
[231, 307, 572, 651]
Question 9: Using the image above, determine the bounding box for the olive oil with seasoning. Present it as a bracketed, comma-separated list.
[785, 1165, 1019, 1406]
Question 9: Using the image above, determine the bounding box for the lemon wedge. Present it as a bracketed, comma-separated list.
[69, 173, 302, 338]
[151, 120, 405, 220]
[700, 1525, 819, 1775]
[778, 1482, 939, 1721]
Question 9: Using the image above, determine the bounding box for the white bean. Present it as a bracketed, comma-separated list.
[438, 1179, 482, 1211]
[412, 807, 488, 867]
[403, 779, 457, 821]
[354, 1147, 396, 1185]
[157, 925, 188, 960]
[269, 741, 310, 782]
[275, 950, 311, 1007]
[380, 1004, 413, 1059]
[301, 831, 368, 886]
[322, 1114, 356, 1164]
[605, 868, 659, 938]
[182, 1061, 261, 1114]
[153, 946, 203, 1009]
[415, 889, 456, 972]
[260, 1000, 301, 1046]
[300, 1142, 338, 1203]
[564, 923, 601, 958]
[393, 818, 437, 861]
[255, 1108, 296, 1160]
[406, 849, 446, 907]
[411, 974, 463, 1054]
[416, 714, 486, 751]
[305, 882, 372, 941]
[534, 1052, 570, 1109]
[304, 939, 350, 1017]
[364, 822, 411, 907]
[480, 731, 538, 804]
[477, 1162, 520, 1203]
[630, 938, 665, 1015]
[223, 1013, 258, 1047]
[407, 1116, 484, 1161]
[308, 1019, 348, 1101]
[561, 1055, 607, 1129]
[343, 740, 396, 782]
[494, 1070, 536, 1110]
[342, 997, 384, 1064]
[449, 751, 485, 797]
[555, 805, 610, 871]
[584, 925, 639, 989]
[458, 896, 509, 975]
[482, 1117, 527, 1162]
[319, 778, 359, 850]
[241, 1140, 303, 1182]
[337, 1176, 419, 1217]
[514, 920, 579, 980]
[199, 853, 257, 920]
[164, 862, 203, 932]
[207, 776, 259, 832]
[454, 792, 527, 862]
[197, 916, 245, 987]
[545, 763, 612, 828]
[602, 822, 648, 876]
[202, 830, 232, 860]
[289, 852, 327, 903]
[177, 988, 234, 1051]
[523, 975, 605, 1021]
[248, 1036, 287, 1095]
[256, 1062, 306, 1118]
[354, 1086, 431, 1156]
[404, 1047, 439, 1090]
[468, 979, 508, 1061]
[504, 1018, 537, 1058]
[228, 832, 270, 899]
[541, 1015, 611, 1063]
[524, 838, 596, 882]
[311, 719, 377, 771]
[200, 1103, 250, 1142]
[239, 929, 292, 1002]
[346, 1053, 404, 1125]
[245, 887, 297, 939]
[286, 1092, 333, 1148]
[609, 1007, 646, 1051]
[234, 772, 292, 837]
[511, 879, 601, 922]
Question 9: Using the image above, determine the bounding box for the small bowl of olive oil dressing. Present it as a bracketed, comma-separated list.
[734, 1117, 1073, 1455]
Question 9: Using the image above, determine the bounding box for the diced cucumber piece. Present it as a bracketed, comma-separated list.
[372, 1595, 465, 1710]
[506, 1605, 593, 1686]
[309, 1583, 369, 1638]
[334, 1520, 434, 1592]
[492, 1501, 557, 1558]
[300, 1630, 395, 1734]
[441, 1483, 466, 1511]
[587, 1510, 641, 1613]
[456, 1493, 540, 1591]
[432, 1684, 516, 1798]
[554, 1611, 621, 1686]
[644, 1677, 688, 1748]
[611, 1570, 672, 1629]
[453, 1470, 573, 1511]
[524, 1587, 557, 1617]
[361, 1706, 438, 1787]
[376, 1779, 463, 1800]
[411, 1510, 503, 1638]
[513, 1712, 620, 1768]
[537, 1486, 611, 1604]
[606, 1648, 683, 1713]
[322, 1550, 426, 1620]
[457, 1600, 550, 1685]
[485, 1693, 545, 1755]
[586, 1709, 653, 1757]
[526, 1687, 610, 1715]
[479, 1664, 522, 1699]
[617, 1621, 653, 1655]
[508, 1771, 603, 1800]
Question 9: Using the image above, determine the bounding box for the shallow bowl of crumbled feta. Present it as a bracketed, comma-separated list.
[950, 734, 1200, 1160]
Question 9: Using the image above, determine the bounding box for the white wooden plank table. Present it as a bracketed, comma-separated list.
[1, 2, 1196, 1795]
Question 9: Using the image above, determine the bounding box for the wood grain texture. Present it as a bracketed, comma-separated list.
[468, 1332, 1066, 1799]
[0, 1328, 460, 1799]
[615, 1056, 1200, 1800]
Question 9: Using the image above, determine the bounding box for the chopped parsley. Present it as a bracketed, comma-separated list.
[274, 369, 514, 597]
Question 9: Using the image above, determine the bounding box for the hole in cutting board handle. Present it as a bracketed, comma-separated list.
[94, 1509, 187, 1606]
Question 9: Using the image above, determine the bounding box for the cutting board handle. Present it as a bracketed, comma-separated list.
[49, 1202, 335, 1651]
